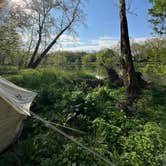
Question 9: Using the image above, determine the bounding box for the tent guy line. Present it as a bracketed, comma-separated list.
[30, 111, 116, 166]
[48, 121, 86, 135]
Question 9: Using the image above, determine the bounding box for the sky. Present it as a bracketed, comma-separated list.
[1, 0, 153, 52]
[57, 0, 153, 52]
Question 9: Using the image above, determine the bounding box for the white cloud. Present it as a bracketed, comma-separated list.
[57, 36, 151, 52]
[57, 34, 83, 47]
[130, 37, 153, 43]
[57, 45, 103, 52]
[90, 36, 119, 49]
[20, 33, 152, 52]
[55, 36, 119, 52]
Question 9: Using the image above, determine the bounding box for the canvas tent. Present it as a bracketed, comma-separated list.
[0, 76, 36, 153]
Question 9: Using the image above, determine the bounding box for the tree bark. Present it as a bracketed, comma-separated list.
[120, 0, 146, 116]
[28, 13, 46, 68]
[27, 28, 42, 68]
[120, 0, 140, 97]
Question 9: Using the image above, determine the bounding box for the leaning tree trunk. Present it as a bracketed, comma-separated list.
[120, 0, 146, 116]
[120, 0, 140, 97]
[28, 18, 74, 69]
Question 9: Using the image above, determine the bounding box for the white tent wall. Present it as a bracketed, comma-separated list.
[0, 76, 37, 153]
[0, 97, 25, 153]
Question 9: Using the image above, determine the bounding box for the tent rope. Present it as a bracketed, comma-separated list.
[30, 111, 115, 166]
[48, 121, 86, 135]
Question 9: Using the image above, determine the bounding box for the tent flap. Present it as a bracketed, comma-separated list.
[0, 76, 37, 153]
[0, 76, 37, 116]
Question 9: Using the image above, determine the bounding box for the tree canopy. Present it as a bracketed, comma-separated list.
[148, 0, 166, 35]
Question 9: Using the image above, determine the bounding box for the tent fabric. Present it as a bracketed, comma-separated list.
[0, 76, 36, 153]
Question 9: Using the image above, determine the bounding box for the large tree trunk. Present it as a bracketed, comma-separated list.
[120, 0, 139, 96]
[120, 0, 146, 115]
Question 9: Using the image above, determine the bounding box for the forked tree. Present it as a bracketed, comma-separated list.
[5, 0, 85, 68]
[26, 0, 84, 68]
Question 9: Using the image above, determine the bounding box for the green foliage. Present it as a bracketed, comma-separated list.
[0, 65, 19, 75]
[0, 24, 22, 66]
[119, 122, 166, 166]
[148, 0, 166, 35]
[131, 38, 166, 85]
[96, 49, 114, 67]
[141, 64, 166, 85]
[0, 69, 166, 166]
[47, 52, 85, 70]
[136, 86, 166, 128]
[82, 54, 97, 64]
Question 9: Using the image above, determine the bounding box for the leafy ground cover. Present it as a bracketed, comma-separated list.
[0, 68, 166, 166]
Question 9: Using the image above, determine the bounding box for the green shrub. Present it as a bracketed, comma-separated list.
[119, 122, 166, 166]
[0, 65, 19, 75]
[0, 68, 166, 166]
